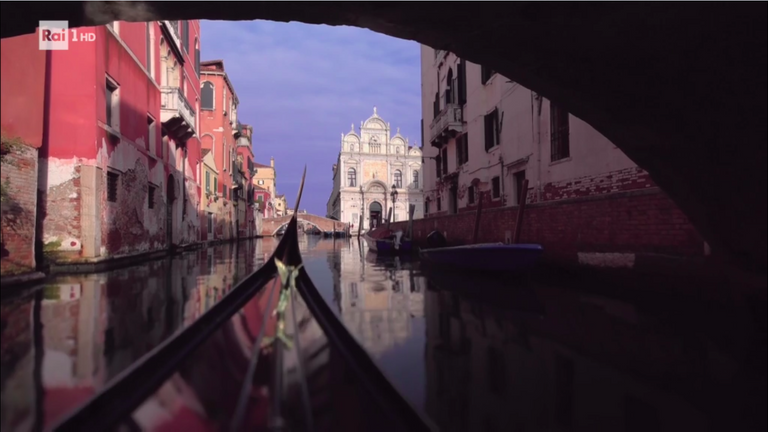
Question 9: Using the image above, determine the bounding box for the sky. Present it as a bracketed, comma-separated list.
[200, 20, 422, 216]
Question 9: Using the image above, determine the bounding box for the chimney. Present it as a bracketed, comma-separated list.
[270, 157, 274, 168]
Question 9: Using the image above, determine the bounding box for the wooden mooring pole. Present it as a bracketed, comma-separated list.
[358, 214, 363, 238]
[512, 179, 530, 244]
[473, 191, 485, 244]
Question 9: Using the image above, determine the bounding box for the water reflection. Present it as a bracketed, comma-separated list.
[302, 238, 428, 410]
[0, 240, 274, 431]
[2, 236, 765, 432]
[421, 273, 766, 432]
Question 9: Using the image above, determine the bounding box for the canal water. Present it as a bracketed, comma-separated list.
[1, 237, 765, 431]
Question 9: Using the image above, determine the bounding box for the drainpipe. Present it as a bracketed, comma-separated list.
[182, 146, 187, 223]
[500, 155, 505, 205]
[498, 109, 505, 205]
[531, 92, 543, 203]
[536, 94, 543, 202]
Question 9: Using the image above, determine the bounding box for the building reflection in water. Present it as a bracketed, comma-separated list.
[421, 274, 764, 432]
[0, 239, 276, 431]
[331, 239, 425, 358]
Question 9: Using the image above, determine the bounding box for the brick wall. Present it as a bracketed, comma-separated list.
[1, 144, 39, 275]
[393, 187, 704, 263]
[537, 166, 653, 203]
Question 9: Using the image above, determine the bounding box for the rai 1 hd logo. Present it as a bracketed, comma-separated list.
[39, 20, 96, 51]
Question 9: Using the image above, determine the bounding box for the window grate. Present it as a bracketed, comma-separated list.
[107, 172, 119, 202]
[148, 184, 156, 209]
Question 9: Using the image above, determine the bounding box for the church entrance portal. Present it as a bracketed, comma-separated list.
[369, 201, 382, 229]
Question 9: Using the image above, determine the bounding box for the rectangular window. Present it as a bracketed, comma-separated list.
[491, 176, 501, 199]
[182, 21, 189, 52]
[214, 177, 218, 195]
[425, 200, 430, 215]
[413, 170, 419, 189]
[550, 103, 571, 162]
[107, 171, 119, 202]
[161, 132, 168, 162]
[420, 119, 424, 147]
[207, 213, 213, 234]
[435, 154, 442, 178]
[106, 78, 119, 129]
[468, 185, 475, 204]
[481, 65, 495, 85]
[441, 147, 448, 176]
[148, 184, 156, 209]
[195, 43, 201, 76]
[147, 115, 155, 152]
[146, 23, 151, 71]
[484, 109, 499, 151]
[437, 197, 442, 211]
[205, 171, 210, 192]
[456, 133, 469, 166]
[513, 170, 526, 205]
[458, 59, 467, 105]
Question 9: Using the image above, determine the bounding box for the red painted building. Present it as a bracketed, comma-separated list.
[1, 20, 203, 272]
[199, 59, 241, 240]
[0, 35, 46, 275]
[235, 123, 257, 238]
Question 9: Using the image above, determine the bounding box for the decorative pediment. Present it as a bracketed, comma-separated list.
[365, 180, 388, 193]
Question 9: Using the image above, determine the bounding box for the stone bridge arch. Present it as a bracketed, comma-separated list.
[261, 213, 349, 236]
[1, 4, 764, 271]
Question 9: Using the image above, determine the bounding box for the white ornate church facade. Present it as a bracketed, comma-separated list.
[327, 108, 424, 233]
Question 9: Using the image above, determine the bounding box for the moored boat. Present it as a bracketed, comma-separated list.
[419, 231, 543, 273]
[363, 227, 414, 254]
[51, 168, 435, 432]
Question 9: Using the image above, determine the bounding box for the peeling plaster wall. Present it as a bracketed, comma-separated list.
[33, 23, 204, 263]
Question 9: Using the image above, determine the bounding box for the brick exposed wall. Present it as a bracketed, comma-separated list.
[1, 144, 38, 275]
[394, 187, 704, 263]
[537, 166, 654, 203]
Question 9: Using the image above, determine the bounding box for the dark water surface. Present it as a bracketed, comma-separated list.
[1, 236, 765, 431]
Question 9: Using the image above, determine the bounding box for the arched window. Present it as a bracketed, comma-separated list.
[413, 170, 419, 189]
[447, 67, 454, 103]
[394, 170, 402, 188]
[349, 143, 355, 152]
[370, 137, 381, 153]
[347, 168, 357, 187]
[201, 81, 214, 110]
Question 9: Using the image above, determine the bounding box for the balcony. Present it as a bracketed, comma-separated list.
[162, 21, 183, 54]
[429, 91, 464, 147]
[160, 86, 197, 141]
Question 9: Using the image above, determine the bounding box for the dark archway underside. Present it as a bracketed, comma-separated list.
[2, 2, 765, 272]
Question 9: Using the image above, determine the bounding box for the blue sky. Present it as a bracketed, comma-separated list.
[200, 20, 421, 215]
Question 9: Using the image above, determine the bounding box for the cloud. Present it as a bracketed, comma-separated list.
[200, 20, 421, 215]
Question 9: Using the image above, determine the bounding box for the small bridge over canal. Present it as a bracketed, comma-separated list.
[261, 214, 349, 237]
